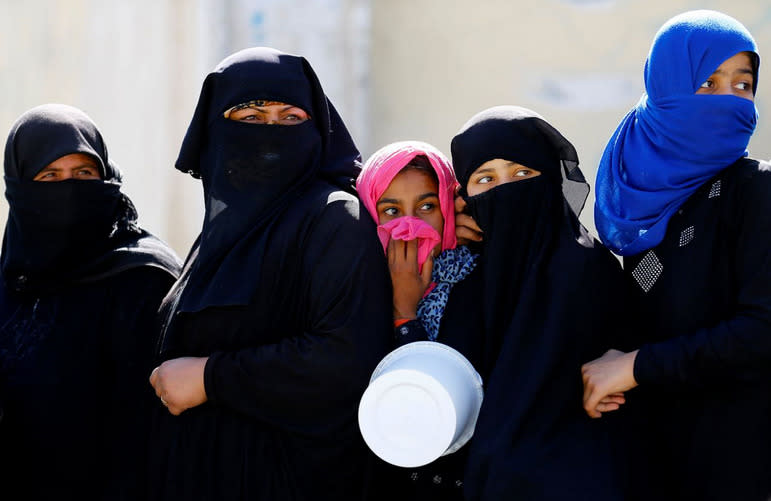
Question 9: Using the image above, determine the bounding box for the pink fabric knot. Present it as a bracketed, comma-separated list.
[377, 216, 440, 273]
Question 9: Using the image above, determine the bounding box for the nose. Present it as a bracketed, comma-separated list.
[266, 110, 281, 125]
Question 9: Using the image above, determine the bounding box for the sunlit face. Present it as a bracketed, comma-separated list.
[466, 158, 541, 196]
[377, 168, 444, 254]
[695, 51, 755, 101]
[224, 100, 311, 125]
[32, 153, 101, 182]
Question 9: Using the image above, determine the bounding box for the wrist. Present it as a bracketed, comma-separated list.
[393, 306, 417, 320]
[394, 318, 412, 328]
[625, 349, 640, 388]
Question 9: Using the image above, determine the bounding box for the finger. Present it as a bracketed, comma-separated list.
[595, 402, 621, 413]
[585, 406, 602, 419]
[396, 239, 408, 261]
[604, 392, 626, 402]
[420, 252, 434, 285]
[454, 194, 467, 213]
[599, 395, 626, 405]
[149, 366, 159, 385]
[405, 239, 418, 269]
[582, 375, 593, 404]
[389, 239, 407, 267]
[582, 378, 604, 415]
[456, 213, 482, 232]
[584, 387, 606, 419]
[466, 218, 483, 234]
[387, 239, 397, 266]
[456, 225, 483, 244]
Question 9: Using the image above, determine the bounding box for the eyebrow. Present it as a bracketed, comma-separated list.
[713, 67, 754, 76]
[252, 105, 300, 112]
[376, 192, 438, 205]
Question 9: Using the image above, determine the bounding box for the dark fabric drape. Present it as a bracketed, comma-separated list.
[450, 106, 631, 500]
[148, 47, 393, 501]
[1, 103, 181, 293]
[168, 47, 362, 313]
[620, 158, 771, 501]
[0, 103, 181, 500]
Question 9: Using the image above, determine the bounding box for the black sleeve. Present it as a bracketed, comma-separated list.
[203, 195, 394, 432]
[104, 266, 177, 500]
[634, 166, 771, 387]
[394, 319, 430, 347]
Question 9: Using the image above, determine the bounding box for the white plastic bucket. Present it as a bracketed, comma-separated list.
[358, 341, 484, 468]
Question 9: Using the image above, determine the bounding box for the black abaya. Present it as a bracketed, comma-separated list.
[147, 48, 393, 501]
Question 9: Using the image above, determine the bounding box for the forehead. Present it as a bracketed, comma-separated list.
[716, 51, 754, 70]
[474, 158, 519, 171]
[46, 152, 100, 168]
[383, 168, 438, 194]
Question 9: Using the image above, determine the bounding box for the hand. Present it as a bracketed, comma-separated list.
[454, 191, 482, 245]
[149, 356, 209, 416]
[581, 349, 639, 419]
[388, 238, 433, 320]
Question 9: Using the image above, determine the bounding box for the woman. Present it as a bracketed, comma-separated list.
[146, 47, 393, 500]
[585, 10, 771, 500]
[0, 103, 182, 500]
[356, 140, 479, 499]
[450, 105, 630, 500]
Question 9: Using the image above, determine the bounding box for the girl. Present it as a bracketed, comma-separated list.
[585, 10, 771, 500]
[356, 140, 478, 499]
[451, 105, 630, 500]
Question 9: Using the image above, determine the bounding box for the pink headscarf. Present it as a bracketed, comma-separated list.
[356, 141, 458, 270]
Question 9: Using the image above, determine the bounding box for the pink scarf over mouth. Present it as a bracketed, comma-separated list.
[376, 216, 441, 273]
[356, 140, 458, 272]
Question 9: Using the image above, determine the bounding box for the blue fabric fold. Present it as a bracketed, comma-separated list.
[417, 246, 478, 340]
[594, 9, 758, 255]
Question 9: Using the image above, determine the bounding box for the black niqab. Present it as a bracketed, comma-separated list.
[450, 106, 628, 500]
[1, 104, 181, 292]
[170, 47, 361, 313]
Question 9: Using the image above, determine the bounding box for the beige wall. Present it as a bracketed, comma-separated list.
[2, 0, 769, 257]
[370, 0, 771, 235]
[1, 0, 205, 257]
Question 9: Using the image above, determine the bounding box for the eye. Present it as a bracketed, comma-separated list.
[76, 167, 99, 177]
[514, 169, 534, 177]
[699, 80, 714, 89]
[476, 175, 494, 184]
[382, 207, 399, 217]
[418, 202, 436, 211]
[279, 110, 310, 125]
[735, 81, 751, 91]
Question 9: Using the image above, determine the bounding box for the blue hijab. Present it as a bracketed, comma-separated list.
[594, 10, 759, 256]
